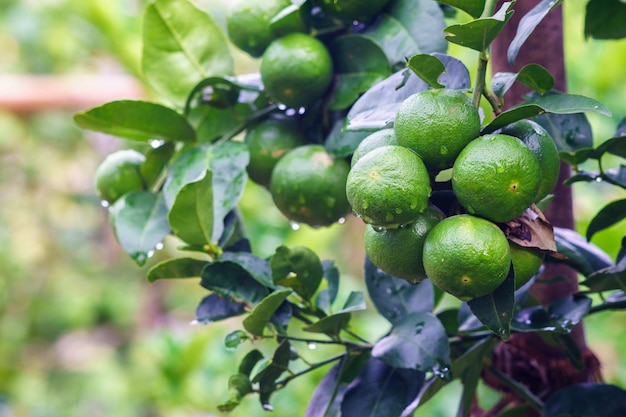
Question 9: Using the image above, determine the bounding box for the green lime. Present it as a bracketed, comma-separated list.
[452, 134, 541, 223]
[351, 128, 399, 167]
[365, 204, 444, 284]
[260, 33, 334, 108]
[346, 145, 431, 228]
[499, 119, 560, 202]
[270, 145, 350, 227]
[245, 117, 307, 187]
[94, 149, 146, 204]
[316, 0, 390, 22]
[394, 89, 481, 171]
[226, 0, 292, 58]
[422, 214, 511, 301]
[510, 242, 545, 289]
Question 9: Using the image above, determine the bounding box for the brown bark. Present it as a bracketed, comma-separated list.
[475, 2, 602, 415]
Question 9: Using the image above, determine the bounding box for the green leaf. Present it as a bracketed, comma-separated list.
[482, 93, 610, 134]
[73, 100, 196, 142]
[580, 250, 626, 293]
[364, 0, 447, 65]
[167, 170, 214, 246]
[252, 341, 292, 409]
[552, 227, 613, 277]
[163, 145, 211, 207]
[243, 289, 293, 336]
[217, 373, 253, 413]
[141, 142, 176, 188]
[142, 0, 233, 105]
[444, 2, 515, 52]
[147, 257, 209, 282]
[559, 148, 594, 167]
[340, 291, 366, 313]
[467, 269, 515, 340]
[372, 312, 450, 373]
[364, 257, 435, 325]
[224, 330, 251, 350]
[591, 136, 626, 160]
[544, 383, 626, 417]
[587, 199, 626, 242]
[535, 112, 593, 153]
[239, 349, 264, 376]
[437, 0, 485, 18]
[491, 64, 554, 99]
[195, 293, 245, 324]
[585, 0, 626, 40]
[200, 260, 270, 307]
[324, 118, 371, 159]
[315, 261, 341, 313]
[511, 295, 591, 333]
[605, 164, 626, 189]
[188, 103, 253, 143]
[109, 191, 170, 266]
[327, 35, 391, 111]
[221, 252, 275, 289]
[507, 0, 564, 65]
[406, 54, 445, 88]
[270, 245, 323, 300]
[303, 312, 351, 337]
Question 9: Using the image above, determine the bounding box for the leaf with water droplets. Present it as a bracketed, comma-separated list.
[511, 294, 591, 333]
[467, 269, 515, 340]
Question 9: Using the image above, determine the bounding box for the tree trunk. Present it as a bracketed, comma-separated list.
[476, 2, 602, 415]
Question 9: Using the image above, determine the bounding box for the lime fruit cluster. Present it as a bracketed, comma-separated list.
[347, 88, 556, 301]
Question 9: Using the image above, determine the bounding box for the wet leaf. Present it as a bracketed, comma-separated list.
[511, 294, 591, 333]
[491, 64, 554, 98]
[270, 245, 323, 300]
[167, 170, 214, 246]
[200, 259, 270, 307]
[243, 289, 293, 336]
[467, 270, 515, 340]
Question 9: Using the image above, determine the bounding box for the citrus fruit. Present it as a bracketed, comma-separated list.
[509, 242, 545, 289]
[245, 117, 308, 187]
[260, 33, 334, 108]
[95, 149, 146, 204]
[422, 214, 511, 301]
[394, 89, 481, 171]
[452, 134, 541, 223]
[270, 145, 350, 227]
[351, 128, 398, 167]
[316, 0, 390, 22]
[499, 119, 560, 202]
[365, 204, 444, 284]
[346, 145, 431, 228]
[226, 0, 292, 58]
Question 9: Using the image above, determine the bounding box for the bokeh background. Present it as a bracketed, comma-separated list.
[1, 1, 625, 416]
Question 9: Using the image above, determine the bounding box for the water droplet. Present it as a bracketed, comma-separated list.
[135, 253, 147, 264]
[100, 200, 110, 208]
[440, 145, 449, 155]
[147, 250, 155, 258]
[308, 343, 317, 350]
[595, 177, 602, 182]
[277, 104, 287, 111]
[189, 319, 200, 326]
[155, 242, 164, 250]
[263, 404, 274, 411]
[149, 139, 164, 149]
[285, 108, 296, 116]
[298, 106, 306, 114]
[290, 221, 301, 230]
[433, 364, 452, 381]
[372, 226, 385, 232]
[337, 217, 346, 224]
[385, 287, 393, 294]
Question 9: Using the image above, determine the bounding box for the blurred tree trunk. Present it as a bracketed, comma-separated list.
[475, 2, 602, 416]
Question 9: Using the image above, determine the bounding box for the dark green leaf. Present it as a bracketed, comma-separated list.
[252, 341, 292, 409]
[188, 103, 252, 143]
[224, 330, 251, 350]
[372, 312, 450, 372]
[109, 191, 170, 266]
[239, 349, 264, 376]
[328, 35, 391, 111]
[184, 74, 263, 115]
[605, 165, 626, 188]
[491, 64, 554, 99]
[270, 245, 323, 300]
[364, 0, 447, 65]
[511, 294, 591, 333]
[540, 332, 584, 370]
[559, 148, 594, 167]
[167, 170, 214, 246]
[507, 0, 564, 65]
[591, 136, 626, 160]
[444, 2, 515, 52]
[407, 54, 445, 88]
[200, 260, 270, 307]
[243, 289, 293, 336]
[146, 257, 209, 282]
[552, 227, 613, 277]
[437, 0, 485, 18]
[581, 250, 626, 293]
[365, 257, 434, 325]
[563, 171, 597, 186]
[315, 260, 341, 312]
[535, 112, 593, 153]
[544, 383, 626, 417]
[303, 312, 351, 336]
[341, 291, 366, 313]
[195, 293, 245, 324]
[341, 358, 425, 417]
[73, 100, 196, 142]
[221, 252, 275, 289]
[587, 199, 626, 241]
[305, 360, 350, 417]
[431, 53, 472, 90]
[269, 3, 309, 37]
[141, 142, 176, 188]
[218, 373, 252, 413]
[142, 0, 233, 105]
[467, 269, 515, 340]
[585, 0, 626, 40]
[324, 118, 371, 158]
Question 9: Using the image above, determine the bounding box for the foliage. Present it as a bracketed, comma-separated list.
[40, 0, 626, 415]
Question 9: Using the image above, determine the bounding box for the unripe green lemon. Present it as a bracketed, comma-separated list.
[510, 242, 545, 289]
[270, 145, 350, 227]
[260, 33, 334, 108]
[346, 145, 431, 229]
[452, 134, 541, 223]
[351, 128, 399, 167]
[365, 204, 444, 284]
[499, 119, 560, 202]
[94, 150, 146, 204]
[422, 214, 511, 301]
[394, 89, 481, 171]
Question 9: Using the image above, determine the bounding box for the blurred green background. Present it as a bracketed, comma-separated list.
[0, 1, 625, 416]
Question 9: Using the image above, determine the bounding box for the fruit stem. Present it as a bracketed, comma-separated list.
[471, 0, 499, 109]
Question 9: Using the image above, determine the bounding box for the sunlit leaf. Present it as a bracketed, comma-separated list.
[437, 0, 485, 18]
[444, 2, 515, 52]
[141, 142, 176, 188]
[147, 257, 209, 282]
[243, 289, 293, 336]
[406, 54, 445, 88]
[73, 100, 196, 142]
[167, 170, 214, 246]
